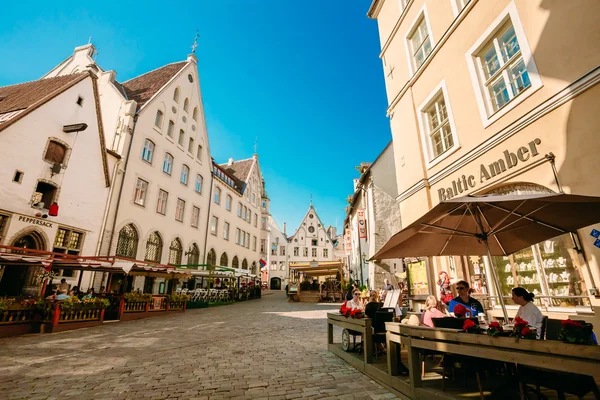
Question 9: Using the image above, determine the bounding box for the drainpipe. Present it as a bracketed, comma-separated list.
[202, 169, 215, 264]
[106, 114, 139, 257]
[95, 159, 123, 256]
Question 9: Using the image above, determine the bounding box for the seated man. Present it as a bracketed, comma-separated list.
[448, 280, 484, 317]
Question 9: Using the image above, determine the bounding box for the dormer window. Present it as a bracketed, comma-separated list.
[44, 141, 67, 165]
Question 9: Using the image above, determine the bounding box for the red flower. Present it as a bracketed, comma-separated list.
[561, 319, 583, 329]
[463, 319, 476, 330]
[513, 317, 528, 329]
[521, 327, 531, 336]
[453, 304, 468, 317]
[489, 321, 503, 331]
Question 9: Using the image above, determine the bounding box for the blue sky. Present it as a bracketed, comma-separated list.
[0, 1, 391, 235]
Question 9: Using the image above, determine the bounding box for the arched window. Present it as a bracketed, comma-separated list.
[141, 139, 154, 163]
[220, 252, 228, 267]
[206, 248, 217, 266]
[187, 243, 200, 265]
[242, 259, 248, 270]
[251, 261, 257, 275]
[180, 164, 189, 185]
[163, 153, 174, 175]
[183, 98, 189, 112]
[155, 110, 163, 128]
[188, 137, 194, 153]
[192, 107, 198, 121]
[232, 256, 239, 269]
[167, 120, 175, 137]
[144, 231, 163, 263]
[168, 238, 183, 265]
[115, 224, 138, 258]
[173, 87, 180, 103]
[44, 140, 67, 164]
[214, 187, 221, 204]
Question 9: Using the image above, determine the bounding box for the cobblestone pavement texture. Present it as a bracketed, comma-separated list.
[0, 292, 400, 399]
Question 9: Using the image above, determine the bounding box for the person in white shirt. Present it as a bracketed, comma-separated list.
[512, 287, 544, 339]
[347, 290, 365, 311]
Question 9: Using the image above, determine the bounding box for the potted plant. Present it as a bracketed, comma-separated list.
[559, 319, 595, 345]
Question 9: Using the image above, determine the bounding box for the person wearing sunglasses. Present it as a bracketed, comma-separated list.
[347, 290, 365, 311]
[448, 280, 484, 317]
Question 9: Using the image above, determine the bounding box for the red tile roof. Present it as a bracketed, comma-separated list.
[122, 62, 187, 110]
[0, 73, 88, 116]
[221, 158, 254, 183]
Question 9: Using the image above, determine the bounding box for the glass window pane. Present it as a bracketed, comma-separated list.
[500, 26, 520, 61]
[508, 58, 531, 95]
[489, 77, 510, 111]
[482, 46, 500, 79]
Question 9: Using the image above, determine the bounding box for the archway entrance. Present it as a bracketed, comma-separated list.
[270, 277, 281, 290]
[0, 231, 46, 296]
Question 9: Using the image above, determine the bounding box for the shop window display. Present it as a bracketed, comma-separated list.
[493, 234, 589, 308]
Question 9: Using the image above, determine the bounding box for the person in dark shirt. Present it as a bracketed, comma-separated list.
[345, 283, 358, 301]
[448, 280, 484, 316]
[364, 292, 382, 319]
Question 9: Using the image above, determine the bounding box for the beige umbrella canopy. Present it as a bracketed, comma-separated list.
[372, 193, 600, 322]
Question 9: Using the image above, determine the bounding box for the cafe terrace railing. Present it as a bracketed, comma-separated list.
[119, 295, 186, 321]
[39, 302, 105, 333]
[0, 307, 38, 338]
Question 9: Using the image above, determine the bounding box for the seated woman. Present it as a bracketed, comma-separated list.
[82, 288, 95, 299]
[512, 287, 544, 338]
[422, 295, 446, 327]
[364, 292, 381, 319]
[347, 290, 365, 311]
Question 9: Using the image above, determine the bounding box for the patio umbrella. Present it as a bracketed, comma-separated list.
[372, 193, 600, 322]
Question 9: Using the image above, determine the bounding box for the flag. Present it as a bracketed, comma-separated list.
[259, 259, 266, 267]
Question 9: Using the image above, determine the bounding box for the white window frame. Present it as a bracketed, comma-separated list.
[210, 216, 218, 235]
[404, 5, 434, 76]
[157, 189, 168, 215]
[191, 205, 200, 228]
[225, 195, 232, 211]
[141, 139, 154, 164]
[466, 2, 542, 127]
[180, 165, 189, 186]
[175, 198, 185, 222]
[224, 222, 230, 240]
[163, 153, 173, 175]
[235, 228, 241, 245]
[450, 0, 471, 17]
[323, 248, 328, 258]
[133, 178, 148, 206]
[399, 0, 410, 14]
[195, 174, 203, 194]
[416, 80, 460, 168]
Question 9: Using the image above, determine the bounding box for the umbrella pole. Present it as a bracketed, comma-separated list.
[484, 240, 510, 324]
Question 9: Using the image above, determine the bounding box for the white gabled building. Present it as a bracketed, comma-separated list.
[45, 44, 213, 294]
[266, 216, 289, 290]
[0, 72, 111, 296]
[345, 142, 403, 290]
[205, 155, 266, 278]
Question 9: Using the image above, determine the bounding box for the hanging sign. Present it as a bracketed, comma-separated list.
[344, 229, 352, 252]
[357, 209, 367, 239]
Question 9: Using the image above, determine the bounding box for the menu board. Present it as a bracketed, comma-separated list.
[407, 260, 428, 296]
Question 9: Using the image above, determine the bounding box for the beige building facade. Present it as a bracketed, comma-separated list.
[368, 0, 600, 316]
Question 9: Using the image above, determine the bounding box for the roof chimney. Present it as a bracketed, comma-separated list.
[283, 222, 286, 236]
[227, 157, 234, 166]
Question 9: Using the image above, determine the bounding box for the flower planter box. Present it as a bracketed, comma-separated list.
[167, 301, 186, 311]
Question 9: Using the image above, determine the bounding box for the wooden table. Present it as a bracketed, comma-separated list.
[385, 322, 600, 393]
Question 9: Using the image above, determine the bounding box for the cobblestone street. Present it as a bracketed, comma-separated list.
[0, 292, 399, 400]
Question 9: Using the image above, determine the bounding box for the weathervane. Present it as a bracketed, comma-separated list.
[191, 30, 199, 54]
